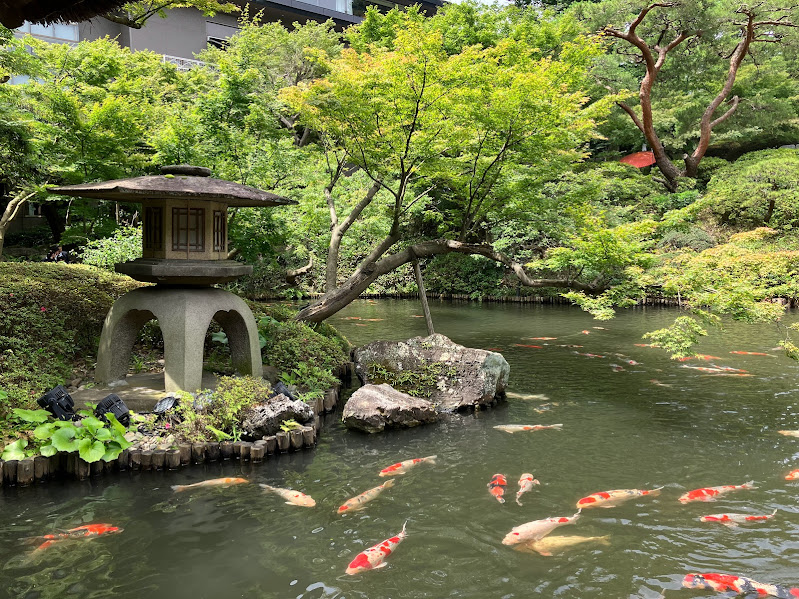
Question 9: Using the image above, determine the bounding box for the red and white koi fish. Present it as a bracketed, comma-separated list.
[576, 352, 605, 358]
[785, 469, 799, 480]
[171, 477, 248, 492]
[488, 473, 508, 503]
[513, 344, 543, 349]
[516, 473, 540, 505]
[682, 573, 799, 598]
[576, 487, 662, 509]
[580, 330, 591, 334]
[778, 430, 799, 438]
[624, 359, 640, 366]
[378, 455, 437, 477]
[31, 524, 123, 551]
[345, 521, 408, 575]
[610, 364, 626, 372]
[700, 509, 777, 527]
[493, 424, 563, 434]
[729, 351, 775, 356]
[680, 365, 727, 373]
[337, 479, 395, 514]
[678, 481, 756, 503]
[259, 484, 316, 507]
[502, 512, 581, 545]
[528, 337, 558, 340]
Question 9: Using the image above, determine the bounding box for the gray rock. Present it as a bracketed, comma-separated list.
[240, 393, 314, 438]
[342, 384, 438, 433]
[353, 333, 509, 411]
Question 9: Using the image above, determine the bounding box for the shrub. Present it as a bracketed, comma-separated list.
[79, 226, 142, 270]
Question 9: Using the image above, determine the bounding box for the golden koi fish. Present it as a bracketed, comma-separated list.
[513, 535, 610, 556]
[778, 430, 799, 438]
[576, 487, 662, 509]
[502, 512, 581, 545]
[493, 424, 563, 434]
[337, 479, 395, 514]
[378, 455, 437, 477]
[171, 477, 248, 492]
[259, 484, 316, 507]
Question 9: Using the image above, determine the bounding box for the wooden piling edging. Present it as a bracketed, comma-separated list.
[17, 459, 34, 486]
[166, 449, 181, 470]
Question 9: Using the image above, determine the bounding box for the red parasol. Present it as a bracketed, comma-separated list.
[619, 151, 656, 168]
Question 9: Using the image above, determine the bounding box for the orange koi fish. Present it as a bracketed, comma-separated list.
[700, 509, 777, 527]
[345, 521, 408, 575]
[513, 344, 543, 349]
[528, 337, 557, 341]
[378, 455, 437, 477]
[259, 484, 316, 507]
[682, 573, 799, 598]
[493, 424, 563, 434]
[342, 316, 362, 320]
[337, 479, 395, 514]
[729, 351, 774, 356]
[516, 473, 540, 506]
[363, 318, 384, 322]
[677, 354, 724, 362]
[171, 477, 248, 492]
[502, 512, 581, 545]
[33, 523, 123, 551]
[785, 469, 799, 480]
[576, 487, 662, 509]
[580, 330, 591, 334]
[706, 373, 755, 377]
[678, 481, 756, 503]
[488, 473, 508, 503]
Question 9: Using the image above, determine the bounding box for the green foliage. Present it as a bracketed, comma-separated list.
[702, 149, 799, 230]
[79, 226, 143, 270]
[658, 228, 716, 252]
[367, 360, 456, 399]
[279, 419, 301, 432]
[642, 316, 708, 358]
[1, 408, 131, 463]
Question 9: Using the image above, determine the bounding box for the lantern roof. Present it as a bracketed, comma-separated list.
[48, 165, 296, 208]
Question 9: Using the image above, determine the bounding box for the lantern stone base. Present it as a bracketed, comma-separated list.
[95, 286, 262, 393]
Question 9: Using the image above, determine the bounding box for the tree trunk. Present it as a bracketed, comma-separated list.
[296, 239, 600, 323]
[41, 203, 64, 243]
[0, 191, 34, 261]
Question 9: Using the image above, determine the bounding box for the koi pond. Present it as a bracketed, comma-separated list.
[2, 300, 799, 598]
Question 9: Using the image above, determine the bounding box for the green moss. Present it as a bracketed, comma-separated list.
[366, 360, 456, 398]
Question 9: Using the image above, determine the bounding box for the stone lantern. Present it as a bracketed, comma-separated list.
[49, 165, 296, 392]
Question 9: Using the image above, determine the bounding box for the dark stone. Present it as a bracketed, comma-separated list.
[353, 333, 510, 411]
[240, 393, 314, 438]
[341, 384, 438, 433]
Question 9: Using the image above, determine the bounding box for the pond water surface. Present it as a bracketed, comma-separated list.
[2, 300, 799, 599]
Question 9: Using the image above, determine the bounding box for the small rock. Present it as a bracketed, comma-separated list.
[108, 379, 129, 389]
[70, 378, 81, 388]
[240, 393, 314, 438]
[342, 384, 438, 433]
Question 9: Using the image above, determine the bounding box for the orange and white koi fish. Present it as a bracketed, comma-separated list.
[337, 479, 395, 514]
[682, 573, 799, 598]
[729, 351, 774, 356]
[345, 521, 408, 575]
[342, 316, 362, 320]
[378, 455, 437, 477]
[634, 343, 658, 348]
[624, 359, 640, 366]
[700, 509, 777, 527]
[580, 330, 591, 334]
[259, 484, 316, 507]
[576, 487, 662, 509]
[706, 373, 755, 377]
[488, 473, 508, 503]
[171, 477, 248, 492]
[493, 424, 563, 434]
[785, 469, 799, 480]
[678, 481, 756, 503]
[513, 344, 543, 349]
[502, 512, 581, 545]
[528, 337, 558, 340]
[516, 473, 540, 505]
[677, 354, 723, 362]
[680, 365, 727, 373]
[32, 524, 123, 551]
[576, 352, 605, 358]
[778, 430, 799, 438]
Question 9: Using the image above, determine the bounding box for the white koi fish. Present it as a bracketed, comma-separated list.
[493, 424, 563, 434]
[513, 534, 610, 556]
[337, 479, 395, 514]
[502, 512, 581, 545]
[505, 392, 550, 401]
[700, 509, 778, 527]
[259, 484, 316, 507]
[516, 473, 540, 506]
[778, 430, 799, 438]
[171, 477, 248, 492]
[576, 487, 662, 509]
[345, 521, 408, 574]
[378, 455, 437, 477]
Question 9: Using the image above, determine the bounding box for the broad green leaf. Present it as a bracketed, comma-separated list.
[12, 408, 51, 424]
[81, 416, 104, 435]
[105, 413, 127, 436]
[78, 439, 106, 463]
[50, 427, 79, 452]
[94, 428, 113, 442]
[39, 444, 58, 457]
[101, 443, 124, 462]
[211, 331, 228, 345]
[33, 422, 57, 440]
[1, 439, 28, 461]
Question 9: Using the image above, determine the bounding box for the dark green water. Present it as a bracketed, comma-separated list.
[2, 300, 799, 599]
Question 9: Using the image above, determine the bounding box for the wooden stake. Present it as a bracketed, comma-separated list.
[166, 449, 181, 470]
[412, 258, 435, 335]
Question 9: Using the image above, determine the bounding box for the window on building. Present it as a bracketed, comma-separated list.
[144, 207, 163, 250]
[213, 210, 226, 252]
[17, 21, 79, 42]
[172, 207, 205, 252]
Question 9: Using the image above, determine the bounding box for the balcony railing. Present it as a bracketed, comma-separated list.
[162, 54, 205, 72]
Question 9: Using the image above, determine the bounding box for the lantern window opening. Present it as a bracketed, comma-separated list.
[144, 206, 163, 251]
[172, 206, 205, 252]
[213, 210, 226, 253]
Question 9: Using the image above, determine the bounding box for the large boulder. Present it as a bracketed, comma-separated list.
[353, 333, 510, 412]
[240, 393, 314, 438]
[342, 384, 438, 433]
